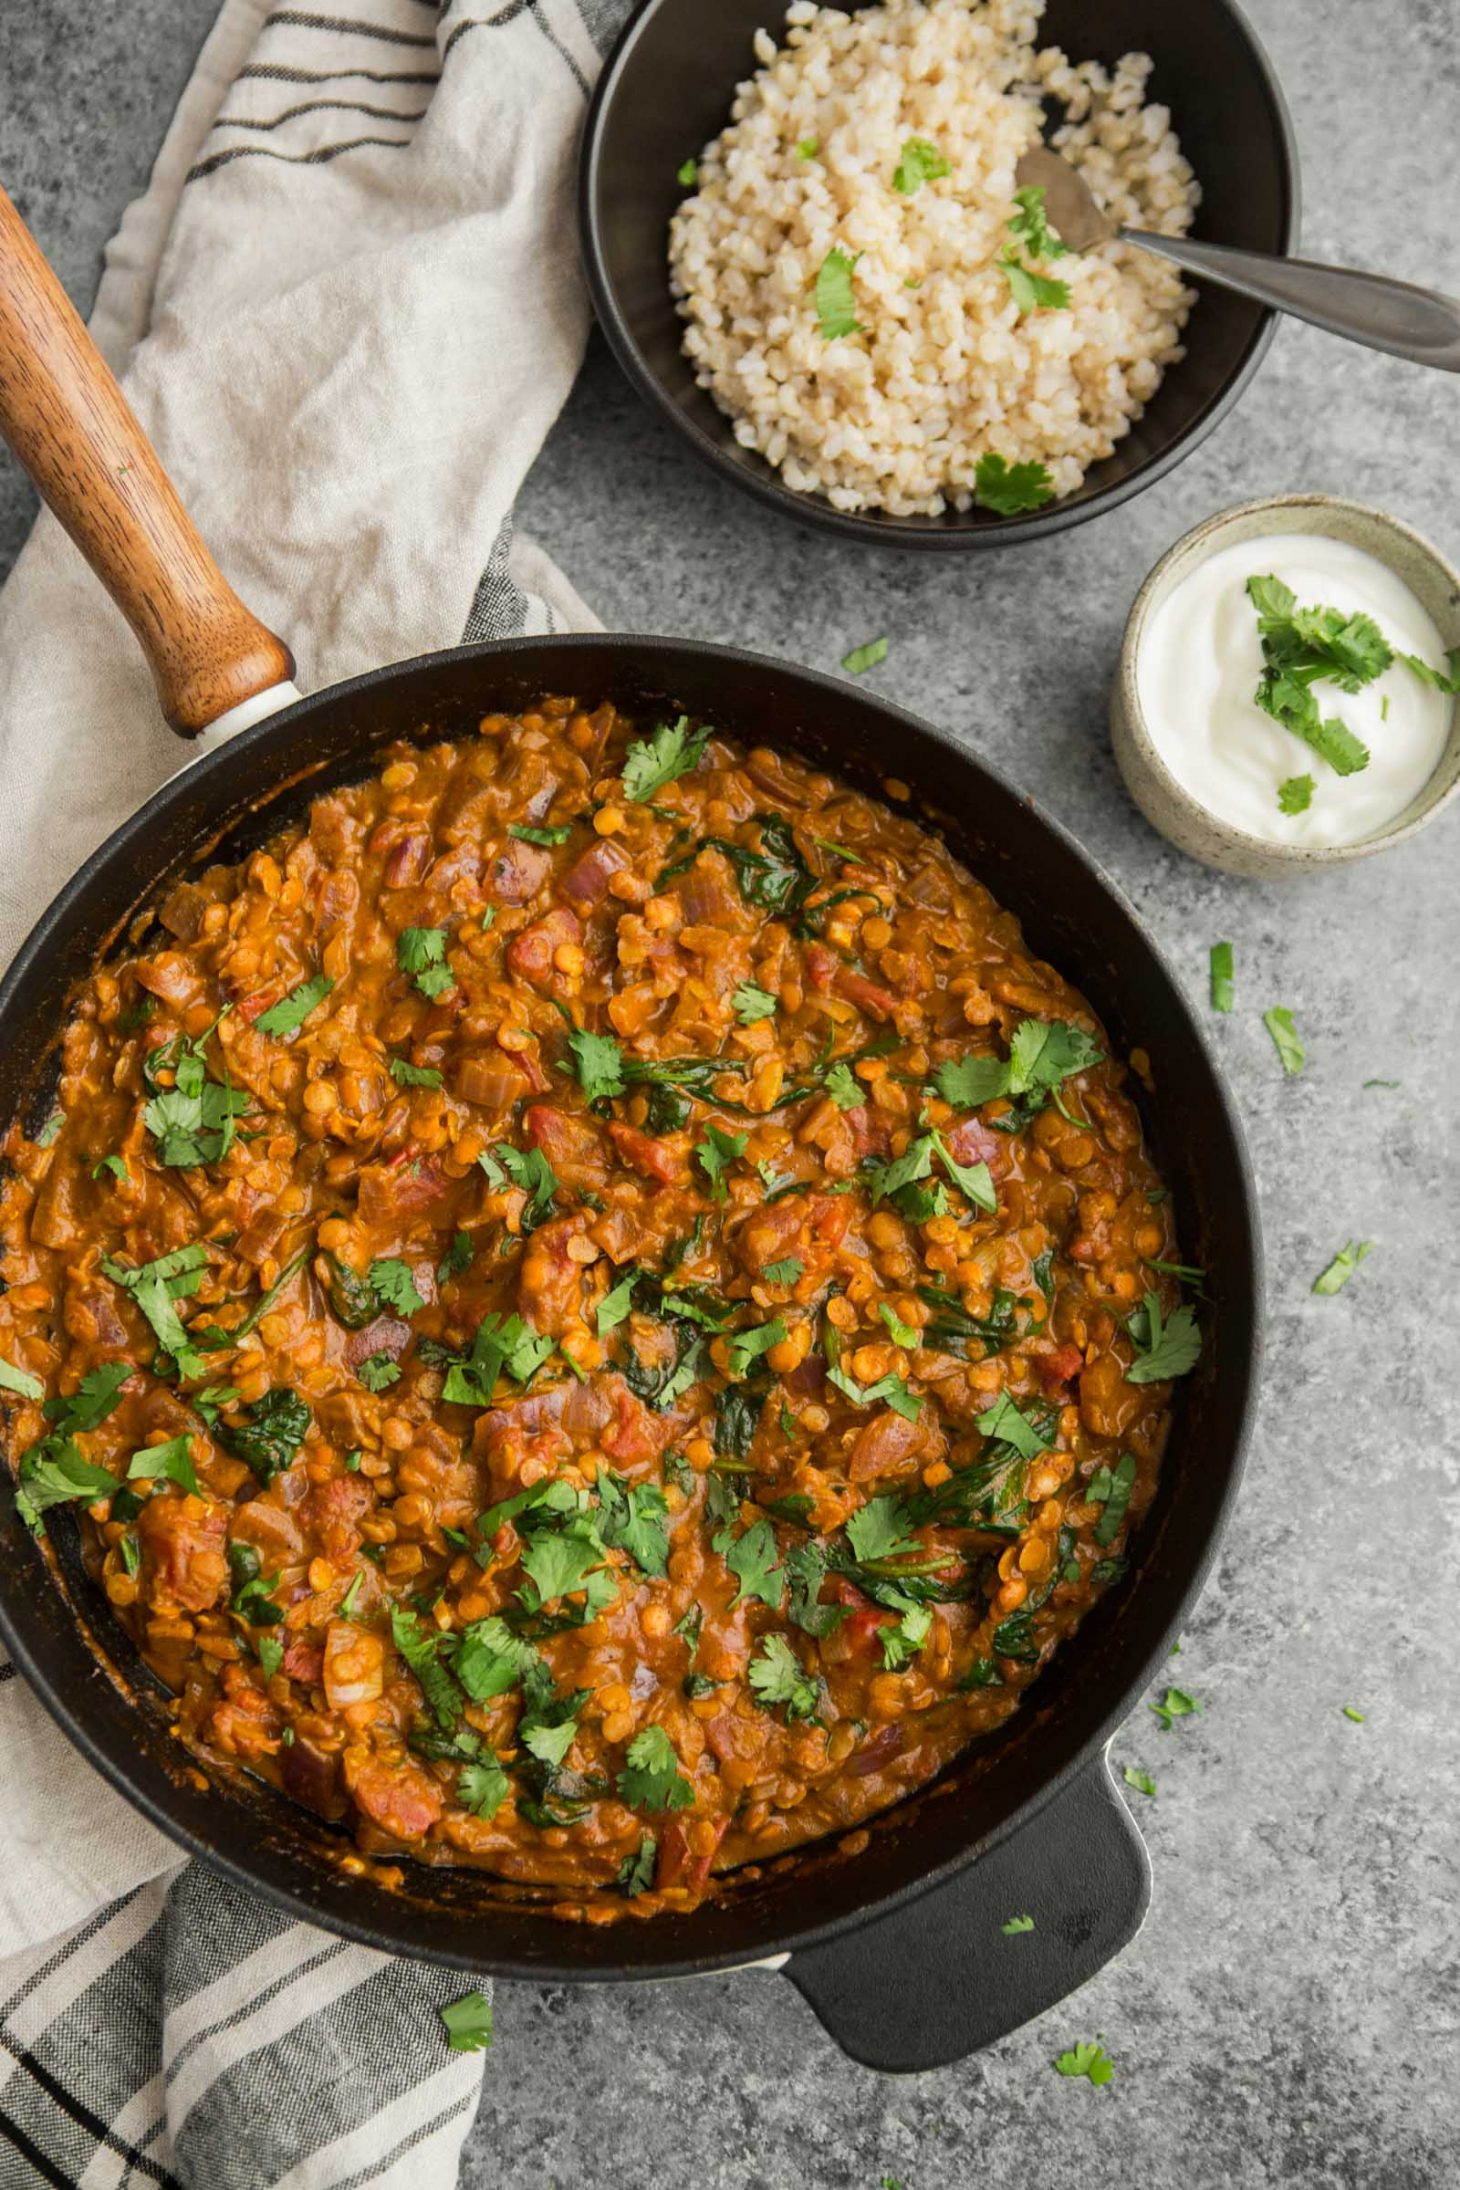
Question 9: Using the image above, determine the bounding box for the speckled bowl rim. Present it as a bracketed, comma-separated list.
[1115, 493, 1460, 870]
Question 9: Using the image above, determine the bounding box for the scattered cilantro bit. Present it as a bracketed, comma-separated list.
[825, 1321, 920, 1422]
[443, 1312, 555, 1407]
[15, 1437, 118, 1529]
[1263, 1005, 1305, 1076]
[1312, 1240, 1374, 1296]
[217, 1386, 310, 1482]
[797, 135, 819, 159]
[508, 823, 571, 847]
[357, 1351, 401, 1392]
[597, 1471, 671, 1577]
[975, 1391, 1049, 1460]
[1123, 1764, 1157, 1798]
[1086, 1453, 1137, 1546]
[732, 982, 779, 1025]
[878, 1301, 918, 1348]
[1209, 941, 1234, 1014]
[1002, 1914, 1035, 1935]
[519, 1515, 608, 1607]
[841, 636, 888, 676]
[1278, 774, 1314, 815]
[396, 926, 454, 1001]
[726, 1318, 786, 1378]
[454, 1616, 539, 1702]
[0, 1357, 45, 1402]
[255, 973, 333, 1039]
[256, 1632, 284, 1678]
[1007, 184, 1070, 262]
[369, 1257, 425, 1318]
[936, 1017, 1100, 1122]
[565, 1025, 626, 1104]
[695, 1122, 747, 1201]
[892, 136, 951, 194]
[617, 1725, 694, 1812]
[1150, 1685, 1200, 1731]
[1246, 574, 1381, 778]
[749, 1633, 820, 1720]
[725, 1516, 786, 1610]
[458, 1755, 510, 1819]
[621, 715, 710, 802]
[35, 1110, 64, 1148]
[1402, 646, 1460, 692]
[1342, 1705, 1366, 1724]
[676, 156, 697, 186]
[596, 1270, 639, 1335]
[877, 1590, 933, 1670]
[102, 1241, 212, 1378]
[763, 1257, 803, 1288]
[92, 1154, 129, 1183]
[617, 1835, 658, 1895]
[127, 1435, 198, 1495]
[824, 1060, 863, 1109]
[391, 1605, 464, 1731]
[141, 1023, 249, 1168]
[439, 1989, 493, 2053]
[389, 1056, 443, 1089]
[1054, 2040, 1113, 2087]
[973, 452, 1055, 516]
[437, 1232, 473, 1288]
[845, 1494, 919, 1563]
[481, 1141, 558, 1230]
[1125, 1293, 1201, 1385]
[814, 246, 863, 340]
[998, 251, 1070, 313]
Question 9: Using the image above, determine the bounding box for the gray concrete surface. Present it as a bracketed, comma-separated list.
[2, 3, 1457, 2185]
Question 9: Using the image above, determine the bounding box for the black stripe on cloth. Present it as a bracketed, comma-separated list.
[0, 2108, 78, 2190]
[526, 5, 590, 97]
[0, 1887, 157, 2023]
[213, 97, 433, 130]
[567, 0, 632, 60]
[160, 1939, 348, 2087]
[238, 61, 438, 81]
[187, 134, 413, 180]
[263, 7, 438, 43]
[441, 1, 533, 61]
[0, 2047, 181, 2189]
[332, 2092, 478, 2190]
[463, 517, 531, 641]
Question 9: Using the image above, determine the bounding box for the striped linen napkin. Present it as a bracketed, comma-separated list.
[0, 0, 632, 2180]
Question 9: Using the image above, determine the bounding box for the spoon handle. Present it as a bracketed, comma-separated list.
[1124, 231, 1460, 372]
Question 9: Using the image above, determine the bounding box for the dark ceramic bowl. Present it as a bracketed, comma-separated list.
[580, 0, 1299, 549]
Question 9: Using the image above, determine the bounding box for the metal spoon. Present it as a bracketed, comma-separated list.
[1015, 146, 1460, 373]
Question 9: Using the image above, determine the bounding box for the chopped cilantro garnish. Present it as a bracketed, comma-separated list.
[437, 1232, 473, 1287]
[1150, 1685, 1199, 1731]
[621, 715, 710, 802]
[763, 1257, 803, 1288]
[141, 1022, 249, 1168]
[841, 636, 888, 676]
[217, 1386, 310, 1482]
[749, 1633, 820, 1719]
[676, 157, 697, 187]
[617, 1725, 694, 1812]
[975, 1391, 1049, 1460]
[936, 1017, 1100, 1124]
[566, 1024, 626, 1104]
[845, 1494, 919, 1563]
[480, 1141, 558, 1230]
[824, 1321, 919, 1421]
[1402, 647, 1460, 693]
[1054, 2040, 1113, 2087]
[0, 1357, 44, 1402]
[596, 1270, 639, 1335]
[1002, 1914, 1035, 1934]
[92, 1154, 129, 1183]
[877, 1301, 917, 1348]
[1086, 1452, 1137, 1545]
[892, 136, 951, 194]
[973, 452, 1054, 515]
[389, 1056, 444, 1089]
[1210, 941, 1235, 1014]
[1342, 1705, 1366, 1724]
[442, 1312, 555, 1407]
[1246, 574, 1384, 778]
[814, 246, 863, 340]
[396, 926, 454, 1001]
[369, 1257, 424, 1317]
[458, 1755, 510, 1819]
[1263, 1006, 1305, 1076]
[439, 1989, 493, 2053]
[618, 1835, 658, 1895]
[1124, 1293, 1200, 1384]
[694, 1122, 747, 1201]
[725, 1516, 785, 1610]
[823, 1060, 863, 1109]
[726, 1318, 786, 1378]
[357, 1352, 401, 1392]
[127, 1434, 198, 1495]
[998, 251, 1070, 313]
[1123, 1764, 1157, 1797]
[1312, 1240, 1374, 1296]
[255, 973, 333, 1039]
[508, 823, 571, 846]
[1007, 184, 1070, 262]
[797, 136, 819, 159]
[519, 1517, 607, 1606]
[1278, 773, 1314, 815]
[597, 1471, 671, 1577]
[732, 982, 778, 1025]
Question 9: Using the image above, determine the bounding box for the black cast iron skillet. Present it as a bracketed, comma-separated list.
[0, 189, 1260, 2070]
[581, 0, 1299, 548]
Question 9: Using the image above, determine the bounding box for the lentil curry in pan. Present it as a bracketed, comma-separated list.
[0, 700, 1201, 1919]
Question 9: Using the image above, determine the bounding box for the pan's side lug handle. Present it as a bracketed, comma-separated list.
[0, 187, 294, 739]
[784, 1750, 1150, 2073]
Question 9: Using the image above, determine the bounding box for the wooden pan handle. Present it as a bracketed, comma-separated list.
[0, 186, 294, 738]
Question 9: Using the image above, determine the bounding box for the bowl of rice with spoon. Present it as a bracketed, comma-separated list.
[666, 0, 1201, 521]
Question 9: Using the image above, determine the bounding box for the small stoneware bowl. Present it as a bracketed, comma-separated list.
[1110, 493, 1460, 877]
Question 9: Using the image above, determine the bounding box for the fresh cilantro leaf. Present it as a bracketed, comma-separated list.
[892, 136, 951, 193]
[141, 1025, 250, 1168]
[1150, 1685, 1199, 1731]
[454, 1616, 539, 1702]
[369, 1257, 425, 1317]
[92, 1154, 129, 1183]
[1246, 574, 1295, 620]
[724, 1516, 785, 1610]
[1402, 647, 1460, 693]
[1210, 941, 1234, 1014]
[1007, 1019, 1102, 1095]
[748, 1633, 819, 1719]
[824, 1322, 920, 1421]
[1278, 773, 1315, 815]
[485, 1142, 559, 1230]
[877, 1301, 918, 1348]
[1007, 184, 1070, 261]
[597, 1472, 671, 1577]
[396, 926, 454, 1001]
[255, 973, 334, 1039]
[459, 1755, 510, 1819]
[973, 452, 1055, 515]
[257, 1632, 284, 1678]
[127, 1434, 198, 1495]
[437, 1231, 473, 1287]
[998, 251, 1070, 312]
[15, 1442, 117, 1527]
[45, 1363, 131, 1433]
[878, 1592, 933, 1669]
[975, 1391, 1049, 1459]
[357, 1351, 401, 1392]
[0, 1357, 44, 1402]
[845, 1495, 919, 1563]
[676, 157, 697, 187]
[439, 1989, 493, 2053]
[1085, 1452, 1137, 1545]
[1123, 1764, 1157, 1797]
[1002, 1914, 1035, 1934]
[1342, 1705, 1366, 1724]
[391, 1605, 464, 1731]
[566, 1026, 626, 1104]
[823, 1060, 863, 1109]
[1312, 1240, 1374, 1296]
[726, 1318, 786, 1378]
[519, 1519, 606, 1605]
[934, 1052, 1009, 1107]
[732, 982, 778, 1025]
[389, 1056, 444, 1089]
[841, 637, 888, 676]
[596, 1270, 639, 1335]
[1054, 2040, 1113, 2087]
[1263, 1007, 1305, 1074]
[617, 1725, 694, 1812]
[217, 1386, 310, 1481]
[621, 715, 711, 802]
[617, 1835, 658, 1895]
[929, 1128, 996, 1214]
[508, 823, 571, 847]
[695, 1122, 747, 1201]
[814, 247, 863, 340]
[797, 136, 819, 158]
[784, 1539, 848, 1639]
[443, 1312, 555, 1406]
[1124, 1293, 1201, 1385]
[763, 1261, 804, 1296]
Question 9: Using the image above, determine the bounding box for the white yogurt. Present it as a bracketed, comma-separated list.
[1136, 532, 1453, 848]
